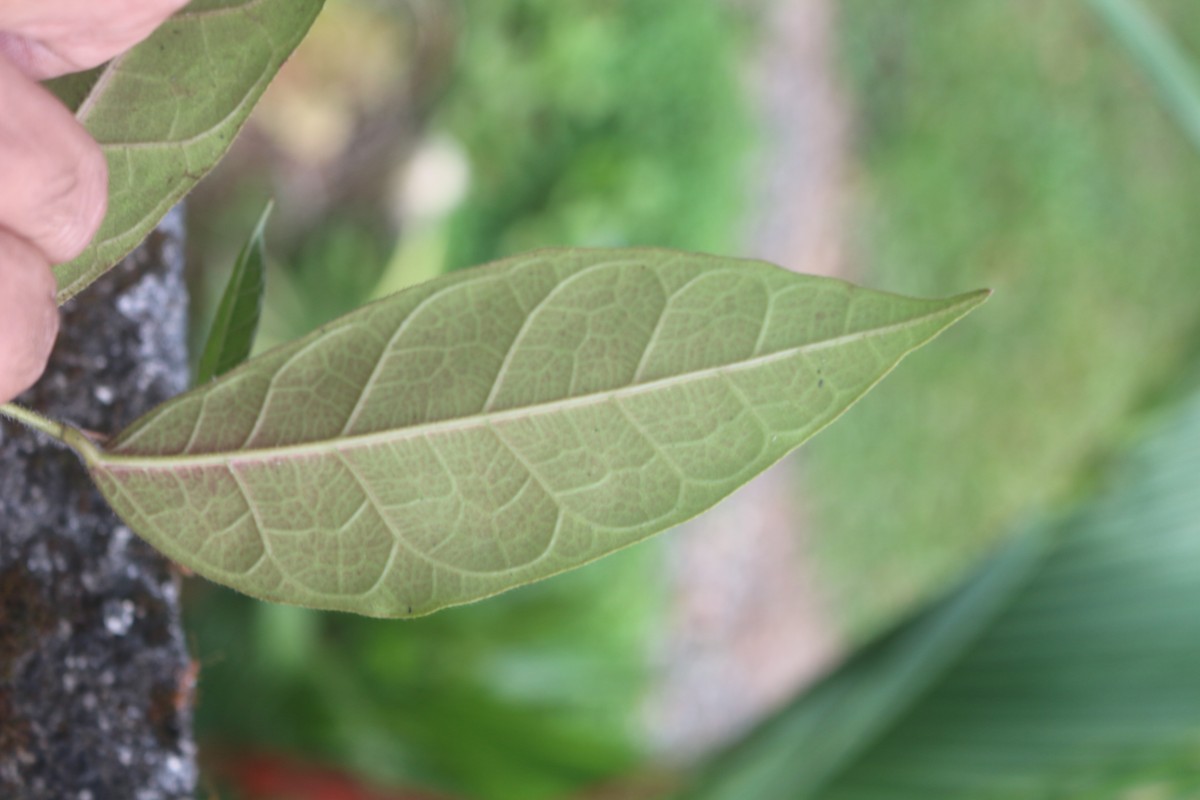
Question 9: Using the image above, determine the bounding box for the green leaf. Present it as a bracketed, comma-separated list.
[81, 248, 986, 617]
[197, 200, 272, 383]
[47, 0, 324, 304]
[679, 532, 1049, 800]
[1089, 0, 1200, 156]
[681, 382, 1200, 799]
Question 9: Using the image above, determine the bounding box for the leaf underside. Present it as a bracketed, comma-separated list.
[48, 0, 324, 304]
[87, 248, 987, 617]
[196, 200, 271, 383]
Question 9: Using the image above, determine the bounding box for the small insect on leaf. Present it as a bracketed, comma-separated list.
[81, 248, 989, 618]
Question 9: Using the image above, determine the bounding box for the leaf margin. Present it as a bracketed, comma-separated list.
[81, 248, 990, 617]
[50, 0, 324, 304]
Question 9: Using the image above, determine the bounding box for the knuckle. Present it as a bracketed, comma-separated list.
[34, 132, 108, 264]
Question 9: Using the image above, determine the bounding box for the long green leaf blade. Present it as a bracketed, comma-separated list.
[1089, 0, 1200, 156]
[47, 0, 323, 303]
[197, 200, 272, 383]
[680, 532, 1049, 800]
[682, 381, 1200, 799]
[84, 248, 986, 617]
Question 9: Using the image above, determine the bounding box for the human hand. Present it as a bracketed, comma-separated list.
[0, 0, 188, 404]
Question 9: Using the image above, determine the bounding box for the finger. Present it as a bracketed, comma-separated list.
[0, 231, 59, 403]
[0, 54, 107, 264]
[0, 0, 190, 80]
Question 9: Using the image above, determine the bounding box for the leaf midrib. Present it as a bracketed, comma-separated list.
[95, 293, 984, 472]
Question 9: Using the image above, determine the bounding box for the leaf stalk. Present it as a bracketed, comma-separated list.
[0, 402, 104, 465]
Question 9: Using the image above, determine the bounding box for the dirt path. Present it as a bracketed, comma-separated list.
[645, 0, 852, 759]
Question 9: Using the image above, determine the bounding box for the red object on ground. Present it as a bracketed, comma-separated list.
[220, 751, 459, 800]
[219, 749, 673, 800]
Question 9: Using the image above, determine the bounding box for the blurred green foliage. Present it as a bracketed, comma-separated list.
[190, 0, 1200, 795]
[190, 1, 751, 797]
[805, 0, 1200, 637]
[676, 2, 1200, 797]
[682, 371, 1200, 799]
[438, 0, 751, 267]
[192, 547, 661, 799]
[254, 215, 393, 351]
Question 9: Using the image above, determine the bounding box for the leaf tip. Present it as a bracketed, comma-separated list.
[960, 287, 993, 307]
[942, 287, 992, 323]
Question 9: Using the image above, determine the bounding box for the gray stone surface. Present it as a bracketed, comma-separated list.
[0, 208, 197, 799]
